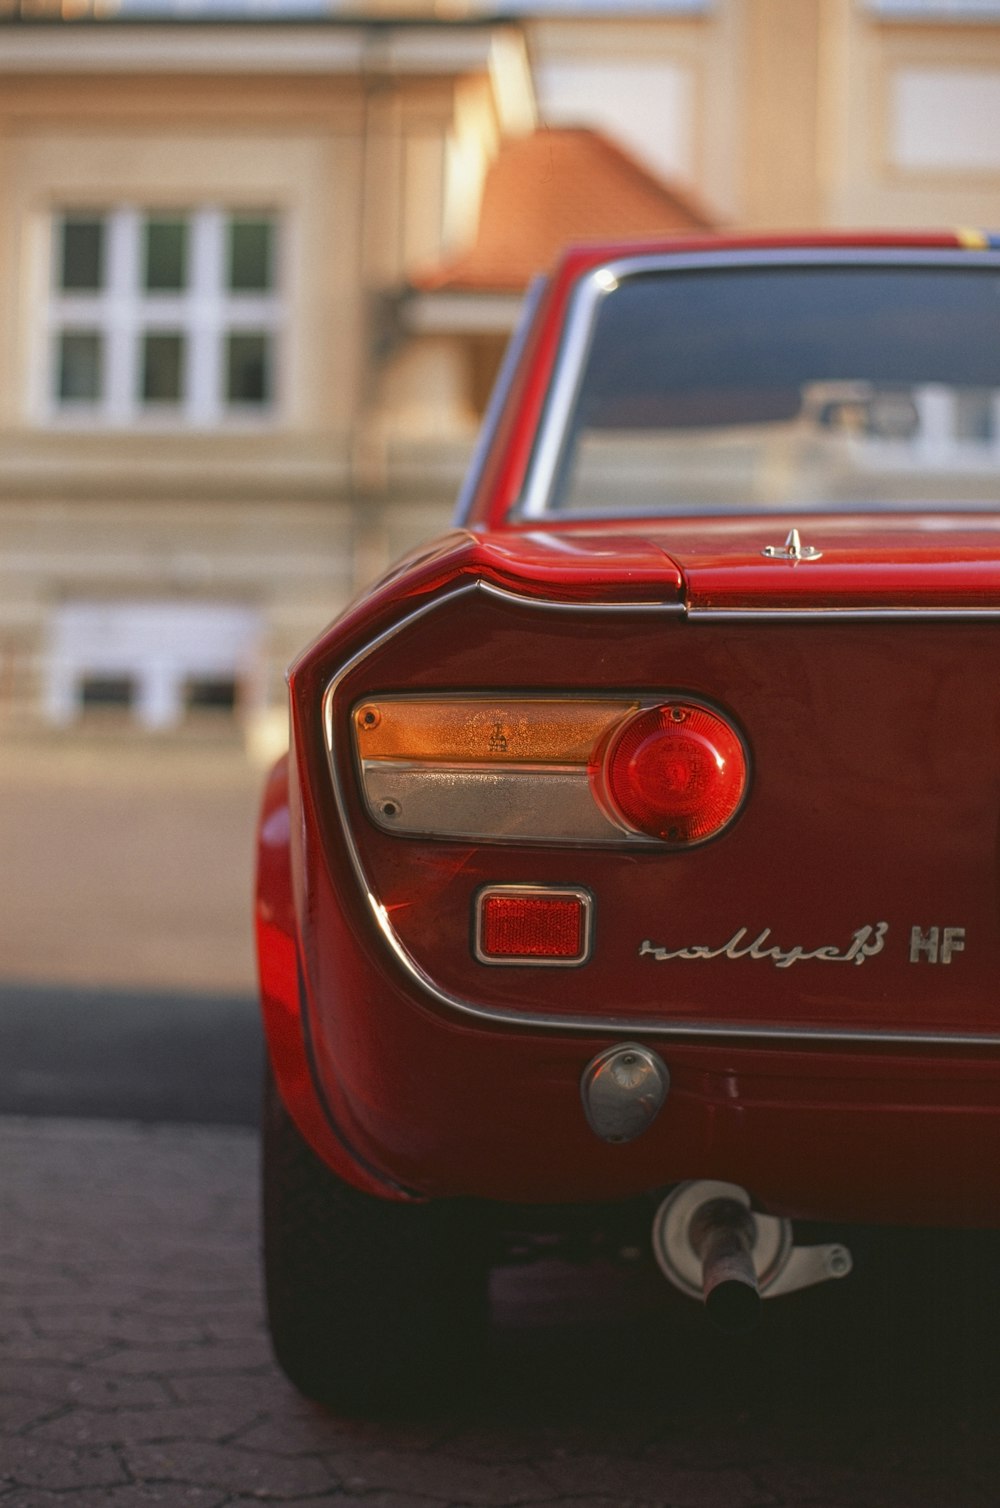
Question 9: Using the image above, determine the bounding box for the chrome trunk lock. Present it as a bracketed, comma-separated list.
[652, 1180, 852, 1330]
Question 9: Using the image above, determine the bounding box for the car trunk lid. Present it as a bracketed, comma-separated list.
[642, 514, 1000, 613]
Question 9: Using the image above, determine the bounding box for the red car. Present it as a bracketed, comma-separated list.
[256, 231, 1000, 1405]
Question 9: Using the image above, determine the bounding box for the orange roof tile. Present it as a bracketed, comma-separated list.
[413, 126, 717, 294]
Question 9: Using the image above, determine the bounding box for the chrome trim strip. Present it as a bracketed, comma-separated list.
[321, 577, 1000, 1046]
[517, 246, 1000, 521]
[478, 579, 685, 614]
[689, 606, 1000, 621]
[451, 276, 546, 528]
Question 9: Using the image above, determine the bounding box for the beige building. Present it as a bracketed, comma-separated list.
[2, 0, 1000, 752]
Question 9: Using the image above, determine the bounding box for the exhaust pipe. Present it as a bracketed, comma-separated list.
[652, 1181, 852, 1331]
[690, 1197, 761, 1334]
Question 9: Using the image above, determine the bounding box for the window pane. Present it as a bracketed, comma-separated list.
[142, 332, 185, 404]
[186, 676, 238, 713]
[226, 332, 272, 405]
[228, 217, 274, 292]
[81, 675, 134, 710]
[58, 332, 103, 401]
[955, 389, 996, 443]
[144, 216, 188, 292]
[60, 217, 105, 292]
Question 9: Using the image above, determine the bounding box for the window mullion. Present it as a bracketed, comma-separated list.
[106, 208, 141, 426]
[188, 208, 223, 425]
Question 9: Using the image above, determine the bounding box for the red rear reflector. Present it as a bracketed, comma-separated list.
[599, 701, 747, 845]
[476, 887, 592, 966]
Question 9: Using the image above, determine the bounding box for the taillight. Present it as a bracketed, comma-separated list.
[597, 702, 747, 844]
[352, 695, 747, 847]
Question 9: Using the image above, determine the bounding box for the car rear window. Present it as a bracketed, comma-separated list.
[527, 263, 1000, 517]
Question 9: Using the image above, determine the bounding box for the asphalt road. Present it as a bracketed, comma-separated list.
[0, 982, 261, 1126]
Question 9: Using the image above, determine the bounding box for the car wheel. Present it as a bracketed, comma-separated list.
[261, 1066, 490, 1410]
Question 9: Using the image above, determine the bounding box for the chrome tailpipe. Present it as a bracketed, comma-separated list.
[651, 1180, 852, 1333]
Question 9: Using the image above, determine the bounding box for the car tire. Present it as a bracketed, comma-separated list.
[261, 1066, 490, 1411]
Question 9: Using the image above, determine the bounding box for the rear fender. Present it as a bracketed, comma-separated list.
[254, 752, 418, 1202]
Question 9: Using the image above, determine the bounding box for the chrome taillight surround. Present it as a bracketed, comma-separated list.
[352, 693, 749, 847]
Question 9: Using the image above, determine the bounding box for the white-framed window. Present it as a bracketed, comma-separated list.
[45, 600, 264, 730]
[47, 206, 281, 426]
[868, 0, 1000, 17]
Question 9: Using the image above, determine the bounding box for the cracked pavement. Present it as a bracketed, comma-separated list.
[3, 1116, 1000, 1507]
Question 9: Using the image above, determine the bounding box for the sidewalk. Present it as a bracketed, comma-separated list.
[0, 736, 262, 995]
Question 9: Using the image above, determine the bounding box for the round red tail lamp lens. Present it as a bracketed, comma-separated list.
[600, 702, 748, 845]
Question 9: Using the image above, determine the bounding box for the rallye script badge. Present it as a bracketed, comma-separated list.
[639, 923, 888, 970]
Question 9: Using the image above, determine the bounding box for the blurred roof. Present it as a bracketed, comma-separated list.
[414, 126, 717, 295]
[0, 0, 708, 15]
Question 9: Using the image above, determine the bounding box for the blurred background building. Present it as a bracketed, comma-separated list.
[2, 0, 1000, 759]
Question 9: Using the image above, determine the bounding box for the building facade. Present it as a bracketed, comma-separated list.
[2, 0, 1000, 750]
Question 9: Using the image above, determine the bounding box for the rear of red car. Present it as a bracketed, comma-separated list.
[257, 236, 1000, 1404]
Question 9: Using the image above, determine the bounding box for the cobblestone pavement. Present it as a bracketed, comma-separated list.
[3, 1116, 1000, 1507]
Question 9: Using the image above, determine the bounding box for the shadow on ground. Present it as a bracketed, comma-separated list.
[470, 1237, 1000, 1497]
[0, 981, 261, 1124]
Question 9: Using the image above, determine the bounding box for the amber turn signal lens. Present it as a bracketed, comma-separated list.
[600, 702, 747, 845]
[355, 698, 636, 764]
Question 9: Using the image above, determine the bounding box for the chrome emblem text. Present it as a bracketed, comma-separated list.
[909, 925, 965, 964]
[639, 923, 888, 970]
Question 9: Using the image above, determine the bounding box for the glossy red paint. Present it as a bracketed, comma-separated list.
[262, 630, 1000, 1227]
[255, 754, 420, 1199]
[256, 234, 1000, 1236]
[281, 778, 1000, 1225]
